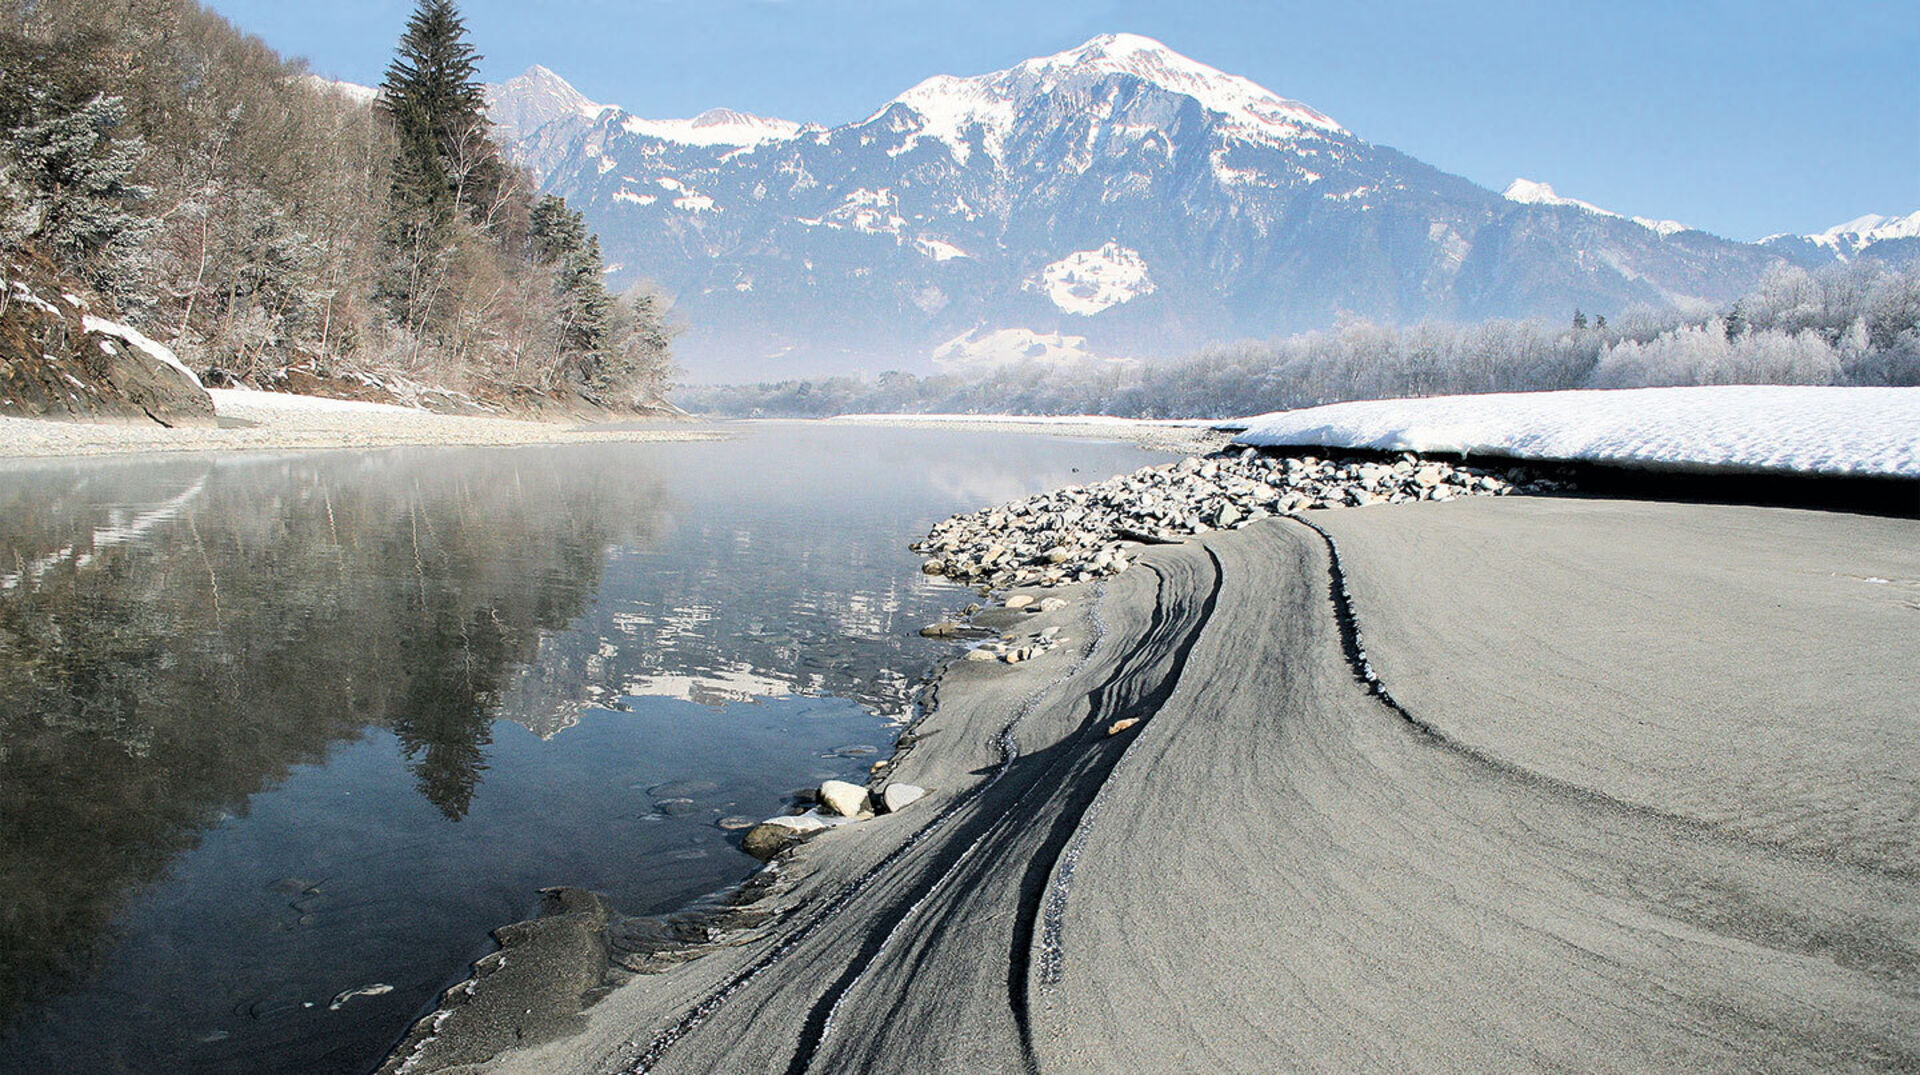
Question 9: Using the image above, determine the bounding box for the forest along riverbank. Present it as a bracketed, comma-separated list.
[382, 450, 1920, 1074]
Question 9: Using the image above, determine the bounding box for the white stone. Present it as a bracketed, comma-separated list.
[881, 784, 926, 813]
[818, 780, 871, 818]
[762, 813, 829, 834]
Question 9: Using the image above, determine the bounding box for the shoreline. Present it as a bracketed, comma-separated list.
[379, 451, 1920, 1072]
[0, 390, 727, 461]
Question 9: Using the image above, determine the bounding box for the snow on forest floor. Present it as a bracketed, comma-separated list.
[1234, 386, 1920, 478]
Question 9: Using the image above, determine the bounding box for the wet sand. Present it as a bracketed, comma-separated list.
[388, 497, 1920, 1073]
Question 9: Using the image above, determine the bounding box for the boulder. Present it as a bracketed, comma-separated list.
[818, 780, 871, 818]
[0, 266, 215, 426]
[880, 784, 926, 813]
[743, 817, 819, 860]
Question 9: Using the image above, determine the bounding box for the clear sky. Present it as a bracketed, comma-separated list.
[203, 0, 1917, 242]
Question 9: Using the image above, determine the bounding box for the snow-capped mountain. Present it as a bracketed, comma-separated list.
[1501, 179, 1690, 237]
[490, 35, 1799, 380]
[1761, 210, 1920, 266]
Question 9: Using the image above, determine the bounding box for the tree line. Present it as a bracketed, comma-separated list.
[0, 0, 672, 410]
[681, 260, 1920, 419]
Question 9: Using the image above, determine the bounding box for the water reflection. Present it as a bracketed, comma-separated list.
[0, 449, 671, 1016]
[0, 426, 1174, 1074]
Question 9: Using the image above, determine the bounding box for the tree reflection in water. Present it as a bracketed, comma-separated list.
[0, 447, 669, 1016]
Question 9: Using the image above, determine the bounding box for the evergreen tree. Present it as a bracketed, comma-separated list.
[1572, 308, 1588, 331]
[528, 193, 615, 389]
[378, 0, 499, 219]
[374, 0, 504, 329]
[1, 89, 151, 294]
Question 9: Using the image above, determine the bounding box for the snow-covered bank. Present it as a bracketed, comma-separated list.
[0, 389, 721, 460]
[1234, 386, 1920, 478]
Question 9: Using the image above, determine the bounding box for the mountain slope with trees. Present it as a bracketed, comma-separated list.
[0, 0, 673, 422]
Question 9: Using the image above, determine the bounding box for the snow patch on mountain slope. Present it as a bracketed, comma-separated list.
[1235, 386, 1920, 478]
[915, 237, 970, 261]
[798, 188, 908, 236]
[1210, 147, 1267, 187]
[1027, 243, 1156, 315]
[620, 108, 803, 147]
[1504, 179, 1689, 237]
[887, 75, 1015, 164]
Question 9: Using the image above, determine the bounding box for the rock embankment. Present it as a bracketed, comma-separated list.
[2, 257, 214, 426]
[914, 448, 1568, 592]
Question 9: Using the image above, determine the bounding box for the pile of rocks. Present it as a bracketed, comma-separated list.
[914, 448, 1567, 592]
[741, 778, 929, 861]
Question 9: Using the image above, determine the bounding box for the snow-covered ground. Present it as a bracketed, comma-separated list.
[1234, 386, 1920, 478]
[0, 390, 717, 460]
[207, 387, 418, 415]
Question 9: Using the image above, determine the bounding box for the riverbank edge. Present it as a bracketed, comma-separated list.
[0, 392, 726, 461]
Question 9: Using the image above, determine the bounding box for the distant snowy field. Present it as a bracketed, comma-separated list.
[1234, 387, 1920, 478]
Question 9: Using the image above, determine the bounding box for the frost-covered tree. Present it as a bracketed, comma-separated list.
[0, 89, 151, 294]
[528, 193, 609, 367]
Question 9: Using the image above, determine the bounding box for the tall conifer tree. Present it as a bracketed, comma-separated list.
[374, 0, 502, 328]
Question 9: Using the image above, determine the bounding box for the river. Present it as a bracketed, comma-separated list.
[0, 424, 1174, 1075]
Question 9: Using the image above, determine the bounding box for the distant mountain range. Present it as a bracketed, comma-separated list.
[473, 36, 1916, 381]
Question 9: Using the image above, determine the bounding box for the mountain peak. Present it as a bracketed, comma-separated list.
[876, 32, 1344, 166]
[486, 65, 607, 144]
[1022, 33, 1345, 137]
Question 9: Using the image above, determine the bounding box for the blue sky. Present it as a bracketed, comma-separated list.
[206, 0, 1916, 241]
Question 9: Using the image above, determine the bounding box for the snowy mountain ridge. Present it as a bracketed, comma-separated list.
[620, 108, 806, 148]
[1502, 178, 1690, 237]
[871, 33, 1345, 166]
[1805, 210, 1920, 254]
[485, 36, 1882, 380]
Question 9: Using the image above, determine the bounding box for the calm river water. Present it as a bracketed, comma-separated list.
[0, 424, 1173, 1074]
